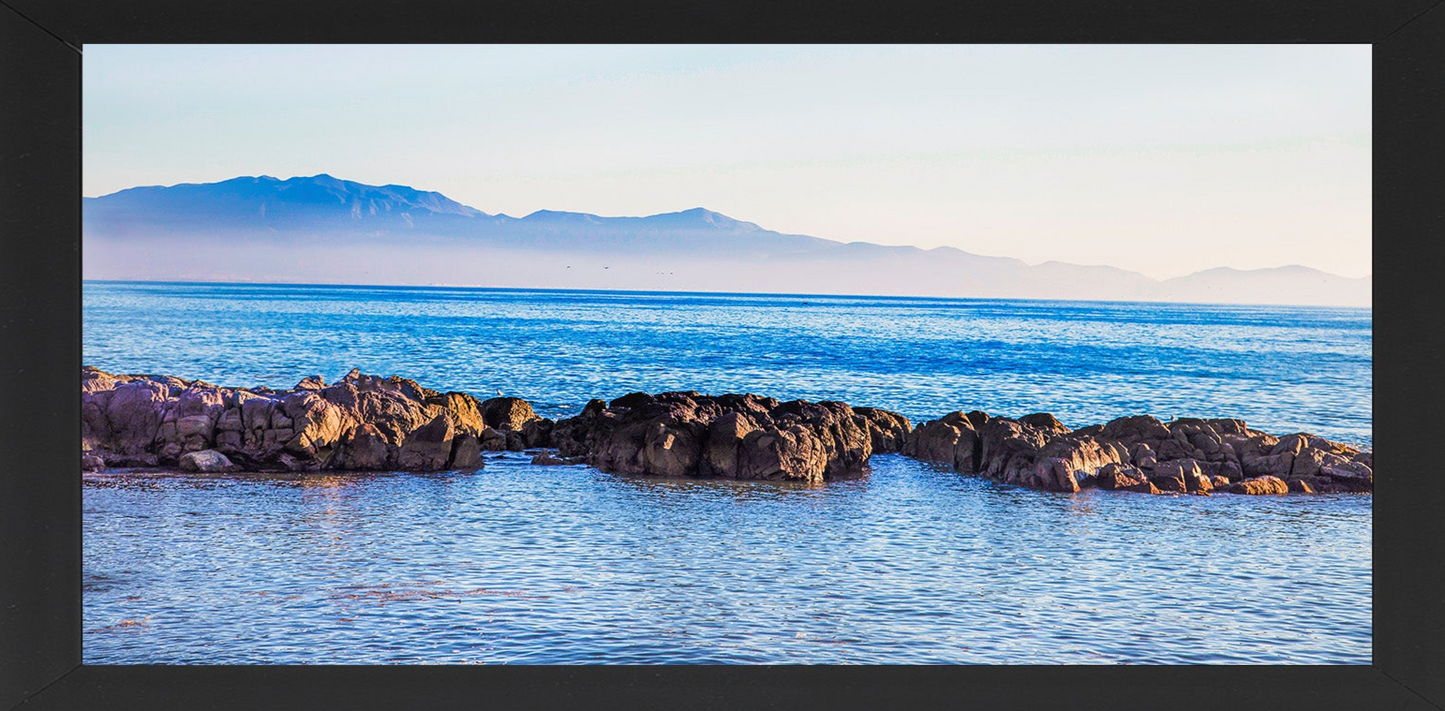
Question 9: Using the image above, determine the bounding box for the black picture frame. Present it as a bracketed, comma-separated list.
[3, 1, 1441, 709]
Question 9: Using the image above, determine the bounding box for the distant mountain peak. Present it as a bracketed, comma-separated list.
[521, 209, 603, 224]
[647, 207, 763, 232]
[1168, 264, 1363, 282]
[88, 173, 489, 220]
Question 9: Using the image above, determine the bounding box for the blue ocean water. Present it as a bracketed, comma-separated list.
[82, 281, 1372, 664]
[82, 281, 1372, 446]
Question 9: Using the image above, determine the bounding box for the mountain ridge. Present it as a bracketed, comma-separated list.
[82, 174, 1371, 306]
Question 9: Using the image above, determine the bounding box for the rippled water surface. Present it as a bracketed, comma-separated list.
[83, 281, 1372, 664]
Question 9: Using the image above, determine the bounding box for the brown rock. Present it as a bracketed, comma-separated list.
[1320, 461, 1373, 483]
[176, 415, 213, 441]
[104, 380, 170, 455]
[478, 428, 508, 452]
[1131, 442, 1158, 471]
[1150, 459, 1201, 492]
[215, 408, 244, 433]
[1124, 479, 1163, 494]
[339, 423, 391, 470]
[520, 418, 555, 448]
[738, 426, 828, 483]
[854, 407, 912, 454]
[504, 430, 527, 452]
[640, 422, 703, 477]
[1018, 412, 1070, 435]
[703, 411, 756, 476]
[1271, 434, 1309, 456]
[396, 414, 455, 470]
[1038, 457, 1081, 493]
[1188, 471, 1214, 493]
[481, 397, 539, 431]
[1241, 451, 1295, 479]
[240, 397, 275, 440]
[82, 366, 126, 394]
[178, 449, 237, 473]
[1154, 437, 1203, 462]
[448, 432, 483, 470]
[1227, 476, 1290, 495]
[977, 418, 1047, 483]
[1149, 474, 1188, 493]
[903, 415, 971, 467]
[552, 391, 872, 482]
[1292, 448, 1350, 478]
[1097, 462, 1148, 490]
[280, 391, 346, 457]
[426, 391, 488, 434]
[1099, 415, 1171, 442]
[1037, 436, 1124, 484]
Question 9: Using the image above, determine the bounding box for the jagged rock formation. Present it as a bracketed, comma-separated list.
[80, 366, 1371, 495]
[81, 366, 522, 472]
[902, 410, 1372, 495]
[546, 391, 907, 484]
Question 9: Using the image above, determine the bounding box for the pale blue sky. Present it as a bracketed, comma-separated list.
[83, 44, 1371, 279]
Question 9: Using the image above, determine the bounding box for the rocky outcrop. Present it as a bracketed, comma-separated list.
[549, 391, 903, 484]
[853, 407, 913, 454]
[903, 411, 1370, 495]
[82, 366, 1371, 495]
[81, 367, 510, 472]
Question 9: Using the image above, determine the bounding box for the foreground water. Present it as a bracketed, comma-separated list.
[82, 281, 1372, 664]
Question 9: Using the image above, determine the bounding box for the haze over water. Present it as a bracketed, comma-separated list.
[82, 281, 1372, 664]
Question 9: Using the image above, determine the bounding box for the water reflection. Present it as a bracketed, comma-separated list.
[83, 448, 1370, 664]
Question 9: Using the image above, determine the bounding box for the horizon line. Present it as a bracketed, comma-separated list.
[81, 278, 1375, 311]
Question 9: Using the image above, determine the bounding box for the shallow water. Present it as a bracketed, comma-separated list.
[82, 282, 1372, 664]
[83, 455, 1371, 664]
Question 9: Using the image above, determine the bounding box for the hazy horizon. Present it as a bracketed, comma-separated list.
[84, 44, 1370, 281]
[80, 170, 1372, 307]
[83, 170, 1374, 281]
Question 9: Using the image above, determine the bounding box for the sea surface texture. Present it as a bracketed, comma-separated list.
[83, 281, 1372, 664]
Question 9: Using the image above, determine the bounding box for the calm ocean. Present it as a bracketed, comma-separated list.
[82, 281, 1372, 664]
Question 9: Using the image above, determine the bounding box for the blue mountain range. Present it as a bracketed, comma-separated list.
[82, 174, 1371, 307]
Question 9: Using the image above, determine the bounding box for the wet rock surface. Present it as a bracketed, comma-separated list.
[903, 410, 1371, 495]
[82, 367, 497, 472]
[548, 391, 901, 484]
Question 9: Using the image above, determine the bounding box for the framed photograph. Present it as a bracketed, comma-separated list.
[2, 1, 1441, 709]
